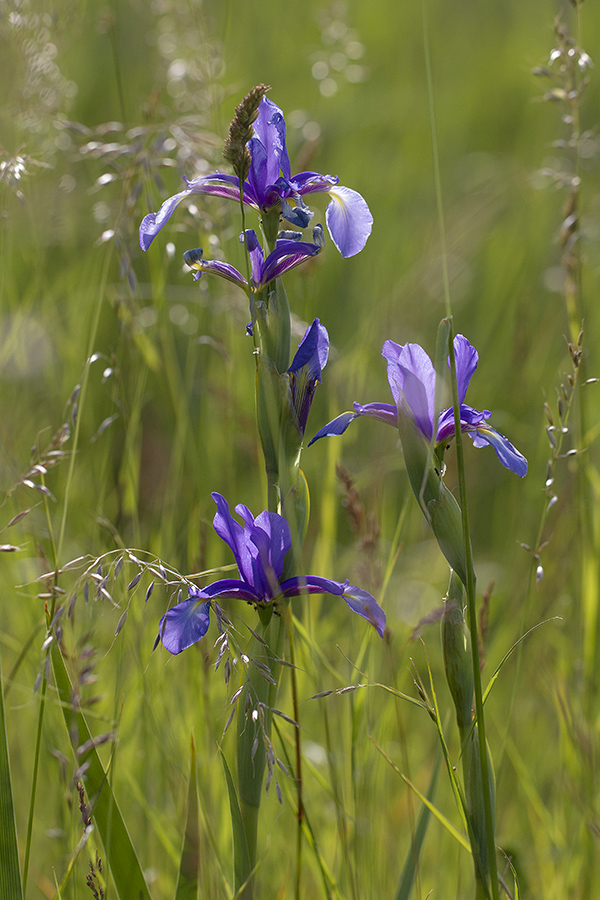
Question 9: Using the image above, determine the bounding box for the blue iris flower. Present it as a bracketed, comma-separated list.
[310, 334, 527, 478]
[156, 492, 386, 653]
[140, 97, 373, 258]
[183, 227, 324, 293]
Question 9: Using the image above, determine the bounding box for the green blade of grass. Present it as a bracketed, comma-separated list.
[394, 746, 441, 900]
[219, 749, 252, 899]
[175, 736, 200, 900]
[0, 644, 24, 900]
[51, 642, 151, 900]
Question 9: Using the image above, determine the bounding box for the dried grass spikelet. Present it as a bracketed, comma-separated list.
[223, 84, 271, 183]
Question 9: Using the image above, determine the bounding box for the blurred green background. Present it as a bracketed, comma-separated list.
[2, 0, 600, 897]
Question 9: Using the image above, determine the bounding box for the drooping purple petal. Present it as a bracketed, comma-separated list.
[278, 576, 385, 636]
[451, 335, 479, 405]
[308, 411, 359, 446]
[158, 595, 211, 654]
[342, 586, 387, 637]
[140, 186, 195, 251]
[436, 404, 489, 445]
[139, 174, 254, 251]
[324, 185, 373, 257]
[468, 425, 528, 477]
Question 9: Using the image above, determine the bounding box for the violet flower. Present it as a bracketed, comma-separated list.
[157, 493, 386, 653]
[310, 334, 527, 478]
[288, 318, 329, 437]
[140, 97, 372, 258]
[183, 227, 323, 293]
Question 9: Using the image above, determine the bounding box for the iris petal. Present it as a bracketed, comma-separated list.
[469, 425, 528, 477]
[325, 185, 373, 257]
[157, 596, 211, 654]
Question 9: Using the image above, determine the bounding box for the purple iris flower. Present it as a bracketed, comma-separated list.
[288, 318, 329, 437]
[183, 227, 323, 292]
[157, 493, 386, 654]
[309, 334, 527, 478]
[139, 97, 373, 258]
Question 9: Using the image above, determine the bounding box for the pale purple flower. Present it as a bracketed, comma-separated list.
[310, 334, 527, 478]
[140, 97, 372, 258]
[156, 493, 386, 654]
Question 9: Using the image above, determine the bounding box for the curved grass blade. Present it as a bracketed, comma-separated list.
[51, 643, 151, 900]
[0, 645, 24, 900]
[175, 736, 200, 900]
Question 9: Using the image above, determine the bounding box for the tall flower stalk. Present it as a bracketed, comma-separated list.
[140, 87, 377, 898]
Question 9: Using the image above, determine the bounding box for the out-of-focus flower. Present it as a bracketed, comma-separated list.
[157, 493, 386, 653]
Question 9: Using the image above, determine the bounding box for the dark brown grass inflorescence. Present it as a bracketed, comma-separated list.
[223, 84, 270, 183]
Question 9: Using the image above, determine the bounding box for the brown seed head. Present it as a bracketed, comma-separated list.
[223, 84, 271, 183]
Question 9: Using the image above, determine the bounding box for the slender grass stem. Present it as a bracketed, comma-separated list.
[421, 0, 499, 894]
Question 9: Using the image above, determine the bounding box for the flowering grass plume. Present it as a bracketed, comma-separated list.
[310, 334, 527, 477]
[140, 96, 373, 257]
[156, 492, 386, 653]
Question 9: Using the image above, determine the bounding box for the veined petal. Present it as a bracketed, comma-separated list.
[278, 576, 385, 636]
[194, 578, 263, 603]
[451, 334, 478, 405]
[292, 171, 339, 193]
[139, 174, 251, 251]
[140, 186, 195, 251]
[253, 97, 291, 186]
[325, 185, 373, 257]
[157, 596, 211, 654]
[383, 341, 436, 439]
[211, 493, 254, 585]
[342, 586, 386, 637]
[469, 425, 528, 477]
[259, 234, 322, 286]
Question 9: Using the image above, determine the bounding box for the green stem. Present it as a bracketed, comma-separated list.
[448, 331, 499, 900]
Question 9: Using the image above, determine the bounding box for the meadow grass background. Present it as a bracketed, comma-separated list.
[2, 0, 600, 897]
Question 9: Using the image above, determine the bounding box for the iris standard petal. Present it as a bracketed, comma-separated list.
[211, 493, 254, 585]
[452, 335, 479, 405]
[252, 98, 291, 188]
[158, 596, 211, 654]
[469, 425, 528, 477]
[250, 510, 292, 588]
[324, 184, 373, 257]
